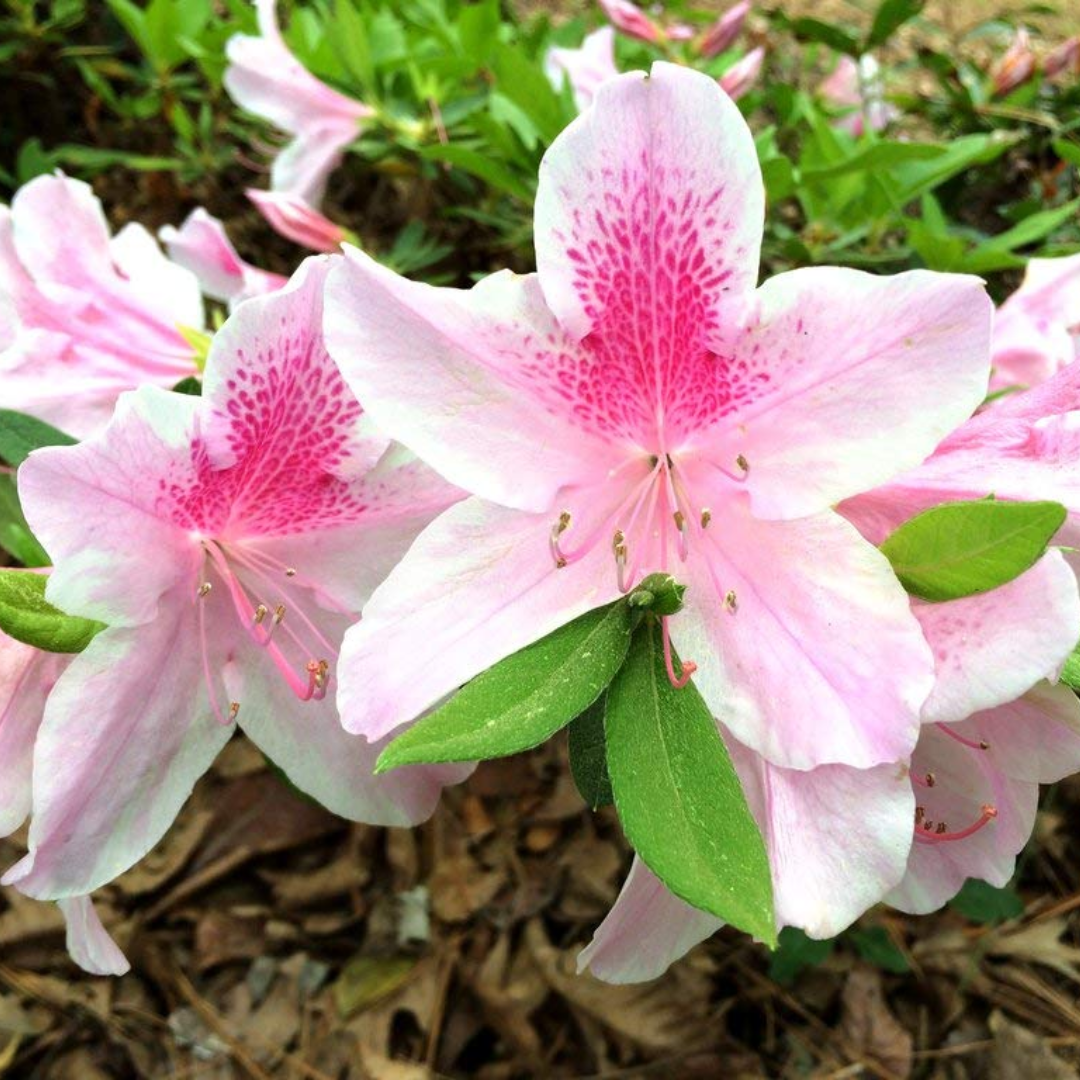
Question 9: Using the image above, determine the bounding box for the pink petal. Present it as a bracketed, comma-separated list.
[324, 251, 621, 512]
[58, 896, 129, 976]
[672, 487, 931, 769]
[722, 267, 993, 519]
[577, 857, 722, 983]
[3, 596, 232, 898]
[18, 388, 203, 627]
[730, 736, 915, 936]
[535, 62, 763, 343]
[544, 27, 619, 113]
[109, 223, 203, 331]
[336, 492, 623, 741]
[247, 189, 346, 253]
[915, 552, 1080, 724]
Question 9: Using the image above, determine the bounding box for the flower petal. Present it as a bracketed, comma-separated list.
[535, 62, 763, 341]
[715, 267, 993, 519]
[577, 857, 722, 983]
[672, 488, 931, 769]
[324, 252, 620, 511]
[3, 593, 231, 898]
[59, 896, 129, 976]
[915, 551, 1080, 725]
[337, 492, 622, 741]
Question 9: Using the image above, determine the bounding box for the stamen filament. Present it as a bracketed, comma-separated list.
[661, 615, 697, 689]
[935, 722, 990, 752]
[913, 804, 997, 844]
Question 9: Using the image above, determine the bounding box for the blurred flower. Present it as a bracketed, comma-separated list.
[0, 173, 204, 436]
[698, 1, 750, 59]
[161, 208, 287, 308]
[597, 0, 662, 44]
[719, 45, 764, 99]
[247, 189, 352, 253]
[5, 258, 465, 908]
[1045, 35, 1080, 80]
[990, 253, 1080, 391]
[991, 27, 1037, 96]
[819, 54, 897, 135]
[544, 27, 620, 112]
[224, 0, 373, 207]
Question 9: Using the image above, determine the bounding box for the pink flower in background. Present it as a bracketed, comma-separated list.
[4, 257, 465, 905]
[991, 27, 1037, 96]
[161, 208, 287, 307]
[0, 173, 203, 436]
[544, 27, 620, 112]
[990, 253, 1080, 390]
[224, 0, 373, 207]
[325, 63, 993, 775]
[597, 0, 662, 44]
[819, 55, 897, 135]
[718, 46, 764, 100]
[247, 189, 350, 253]
[1045, 36, 1080, 80]
[699, 1, 750, 59]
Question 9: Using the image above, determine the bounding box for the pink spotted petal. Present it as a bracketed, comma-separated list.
[535, 62, 762, 349]
[729, 736, 915, 937]
[18, 388, 202, 627]
[336, 491, 623, 741]
[672, 487, 931, 770]
[324, 252, 621, 512]
[577, 857, 722, 983]
[59, 896, 130, 976]
[712, 267, 993, 519]
[915, 552, 1080, 725]
[3, 595, 232, 898]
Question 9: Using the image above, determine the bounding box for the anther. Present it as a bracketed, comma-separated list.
[736, 454, 750, 474]
[673, 510, 686, 530]
[914, 805, 925, 825]
[197, 582, 212, 598]
[612, 529, 625, 551]
[306, 659, 330, 701]
[724, 590, 738, 613]
[228, 702, 240, 722]
[273, 604, 286, 624]
[936, 723, 991, 752]
[700, 508, 712, 529]
[253, 604, 269, 625]
[914, 803, 998, 844]
[935, 822, 947, 834]
[925, 772, 936, 787]
[285, 567, 296, 577]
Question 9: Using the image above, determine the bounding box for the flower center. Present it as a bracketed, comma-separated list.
[911, 723, 998, 846]
[194, 539, 345, 723]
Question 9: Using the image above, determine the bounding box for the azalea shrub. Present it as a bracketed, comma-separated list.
[1, 0, 1080, 989]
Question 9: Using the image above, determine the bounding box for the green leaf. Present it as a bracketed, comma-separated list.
[171, 375, 203, 396]
[376, 601, 636, 771]
[849, 926, 910, 974]
[0, 570, 105, 653]
[949, 879, 1024, 923]
[0, 410, 76, 468]
[1059, 642, 1080, 692]
[866, 0, 925, 50]
[880, 499, 1068, 602]
[769, 927, 833, 985]
[568, 692, 613, 810]
[605, 622, 775, 944]
[0, 475, 49, 568]
[777, 14, 861, 56]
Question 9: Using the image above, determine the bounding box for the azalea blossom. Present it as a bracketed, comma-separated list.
[698, 1, 750, 59]
[224, 0, 373, 207]
[161, 207, 287, 307]
[544, 27, 620, 112]
[1045, 36, 1080, 80]
[1, 173, 204, 436]
[247, 189, 351, 253]
[991, 27, 1037, 96]
[4, 257, 465, 904]
[597, 0, 662, 44]
[818, 55, 897, 135]
[719, 46, 764, 100]
[325, 63, 993, 776]
[990, 253, 1080, 390]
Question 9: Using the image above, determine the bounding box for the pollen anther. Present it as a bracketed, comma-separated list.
[228, 702, 240, 722]
[253, 604, 269, 624]
[197, 582, 212, 598]
[724, 590, 738, 613]
[736, 454, 750, 474]
[700, 508, 712, 529]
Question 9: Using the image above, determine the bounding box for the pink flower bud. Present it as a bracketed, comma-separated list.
[1045, 36, 1080, 80]
[699, 1, 750, 59]
[597, 0, 662, 44]
[991, 28, 1036, 96]
[247, 189, 348, 253]
[718, 46, 764, 100]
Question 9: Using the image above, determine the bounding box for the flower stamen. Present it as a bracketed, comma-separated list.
[935, 722, 990, 751]
[914, 803, 997, 844]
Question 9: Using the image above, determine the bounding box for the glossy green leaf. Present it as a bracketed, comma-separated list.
[1059, 642, 1080, 692]
[0, 570, 105, 653]
[376, 601, 635, 771]
[0, 475, 49, 568]
[866, 0, 925, 50]
[769, 927, 834, 986]
[880, 499, 1067, 602]
[0, 410, 76, 468]
[849, 926, 910, 973]
[568, 692, 613, 810]
[605, 622, 775, 944]
[949, 879, 1024, 923]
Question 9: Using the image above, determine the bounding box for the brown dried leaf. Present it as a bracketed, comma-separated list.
[988, 918, 1080, 985]
[194, 910, 267, 972]
[429, 855, 504, 923]
[989, 1011, 1076, 1080]
[115, 808, 213, 896]
[838, 967, 912, 1079]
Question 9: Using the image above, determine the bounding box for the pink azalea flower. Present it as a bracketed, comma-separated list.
[991, 27, 1037, 97]
[544, 27, 620, 113]
[324, 64, 994, 773]
[597, 0, 662, 44]
[0, 173, 204, 436]
[3, 256, 465, 903]
[224, 0, 374, 207]
[699, 1, 750, 59]
[718, 45, 764, 100]
[990, 253, 1080, 390]
[818, 55, 897, 135]
[1045, 36, 1080, 80]
[246, 189, 350, 253]
[160, 208, 287, 308]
